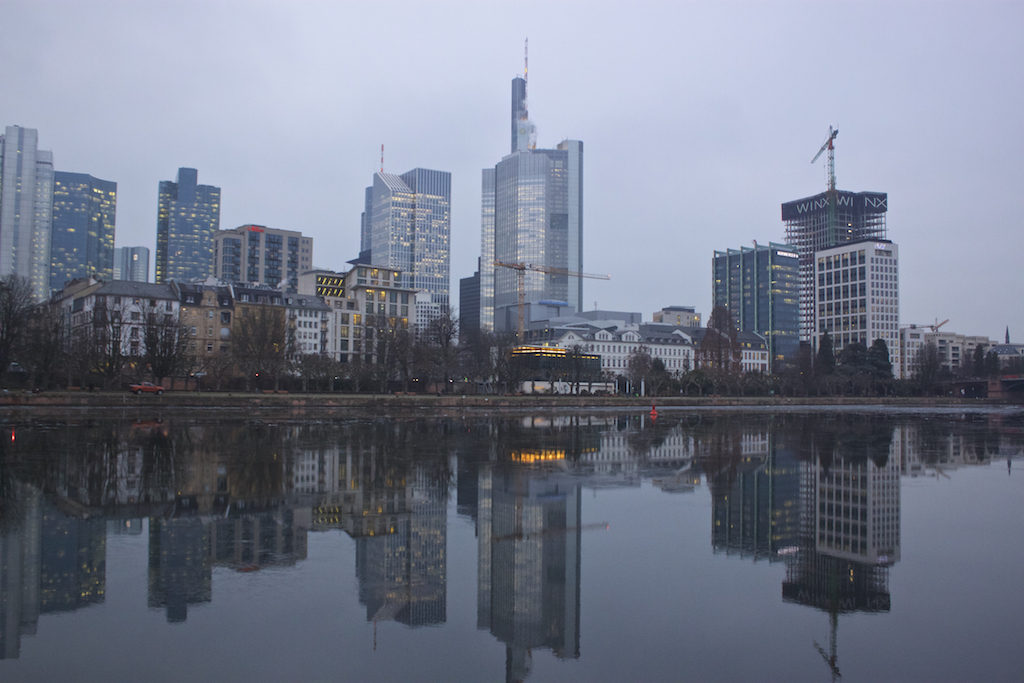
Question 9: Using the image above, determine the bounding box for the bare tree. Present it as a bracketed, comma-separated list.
[20, 299, 66, 389]
[0, 275, 35, 378]
[423, 307, 458, 392]
[700, 305, 740, 372]
[143, 306, 191, 385]
[231, 306, 290, 390]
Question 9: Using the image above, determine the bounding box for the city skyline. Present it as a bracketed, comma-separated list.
[3, 2, 1022, 339]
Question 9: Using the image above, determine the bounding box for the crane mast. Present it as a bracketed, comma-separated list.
[811, 125, 839, 243]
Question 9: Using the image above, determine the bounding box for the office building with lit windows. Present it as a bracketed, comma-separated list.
[479, 71, 584, 335]
[114, 246, 150, 283]
[362, 168, 450, 327]
[49, 172, 117, 292]
[214, 224, 313, 291]
[298, 265, 417, 364]
[813, 239, 901, 376]
[712, 242, 799, 369]
[155, 167, 220, 284]
[0, 126, 54, 300]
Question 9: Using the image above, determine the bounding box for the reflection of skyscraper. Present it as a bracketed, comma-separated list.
[0, 483, 42, 659]
[477, 465, 581, 681]
[351, 458, 447, 627]
[781, 430, 901, 679]
[711, 436, 800, 560]
[147, 516, 211, 623]
[40, 501, 106, 613]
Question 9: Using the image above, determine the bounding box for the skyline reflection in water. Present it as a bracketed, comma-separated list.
[0, 410, 1021, 681]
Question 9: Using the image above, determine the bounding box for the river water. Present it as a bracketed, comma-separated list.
[0, 407, 1022, 682]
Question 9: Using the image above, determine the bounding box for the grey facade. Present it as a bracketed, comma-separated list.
[712, 242, 799, 369]
[50, 172, 117, 292]
[214, 224, 312, 291]
[0, 126, 54, 300]
[155, 168, 220, 284]
[114, 246, 150, 283]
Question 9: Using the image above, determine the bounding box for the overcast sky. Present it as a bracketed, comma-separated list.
[4, 0, 1022, 341]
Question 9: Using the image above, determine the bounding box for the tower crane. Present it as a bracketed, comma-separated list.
[811, 125, 839, 243]
[811, 125, 839, 193]
[493, 260, 610, 340]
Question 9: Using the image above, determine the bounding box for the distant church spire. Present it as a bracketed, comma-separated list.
[1006, 326, 1010, 344]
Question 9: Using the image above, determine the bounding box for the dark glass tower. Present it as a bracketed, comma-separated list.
[49, 172, 116, 292]
[712, 242, 799, 369]
[155, 167, 220, 284]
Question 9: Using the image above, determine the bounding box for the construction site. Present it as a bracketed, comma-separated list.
[781, 127, 889, 341]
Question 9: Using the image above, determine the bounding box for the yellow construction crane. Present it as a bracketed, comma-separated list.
[493, 260, 610, 340]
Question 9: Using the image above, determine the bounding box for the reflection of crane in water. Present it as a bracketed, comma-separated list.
[492, 522, 609, 542]
[814, 604, 842, 682]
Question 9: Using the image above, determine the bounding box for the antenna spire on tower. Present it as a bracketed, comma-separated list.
[524, 37, 528, 84]
[380, 144, 384, 173]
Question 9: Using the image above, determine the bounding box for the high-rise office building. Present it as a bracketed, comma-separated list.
[813, 238, 901, 375]
[782, 190, 887, 342]
[0, 126, 54, 300]
[113, 246, 150, 283]
[362, 168, 451, 326]
[480, 71, 584, 335]
[214, 224, 312, 291]
[155, 168, 220, 284]
[49, 172, 116, 292]
[712, 242, 800, 369]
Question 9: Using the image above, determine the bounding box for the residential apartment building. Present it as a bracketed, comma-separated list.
[57, 279, 180, 360]
[298, 265, 417, 364]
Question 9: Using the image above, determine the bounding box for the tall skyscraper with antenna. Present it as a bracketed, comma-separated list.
[479, 47, 584, 334]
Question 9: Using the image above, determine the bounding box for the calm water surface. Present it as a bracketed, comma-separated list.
[0, 408, 1022, 682]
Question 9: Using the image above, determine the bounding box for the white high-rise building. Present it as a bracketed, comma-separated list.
[361, 168, 450, 329]
[0, 126, 54, 300]
[813, 239, 900, 376]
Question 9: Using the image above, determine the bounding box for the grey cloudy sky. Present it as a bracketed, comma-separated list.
[4, 0, 1022, 341]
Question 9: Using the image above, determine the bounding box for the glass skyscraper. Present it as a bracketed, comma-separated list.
[155, 168, 220, 284]
[480, 75, 584, 334]
[0, 126, 54, 300]
[712, 242, 800, 369]
[114, 246, 150, 283]
[362, 168, 451, 321]
[49, 172, 116, 292]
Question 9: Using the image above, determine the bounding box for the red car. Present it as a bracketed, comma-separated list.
[129, 382, 165, 395]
